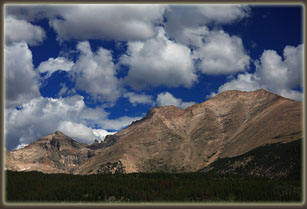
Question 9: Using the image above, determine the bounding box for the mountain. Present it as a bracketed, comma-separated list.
[6, 131, 94, 173]
[5, 89, 302, 177]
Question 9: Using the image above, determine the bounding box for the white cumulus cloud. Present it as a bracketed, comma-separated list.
[73, 41, 121, 104]
[156, 92, 195, 109]
[196, 4, 250, 24]
[5, 16, 46, 46]
[195, 30, 250, 75]
[5, 42, 40, 108]
[57, 121, 115, 144]
[120, 27, 197, 90]
[164, 5, 250, 47]
[163, 6, 250, 76]
[217, 73, 261, 93]
[35, 41, 121, 104]
[255, 44, 303, 92]
[50, 5, 166, 41]
[123, 92, 154, 106]
[100, 116, 143, 130]
[6, 4, 167, 41]
[92, 129, 117, 142]
[37, 57, 74, 78]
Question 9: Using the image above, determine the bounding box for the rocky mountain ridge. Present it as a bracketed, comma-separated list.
[5, 89, 302, 177]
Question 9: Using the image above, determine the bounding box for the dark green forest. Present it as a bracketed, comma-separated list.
[6, 170, 301, 203]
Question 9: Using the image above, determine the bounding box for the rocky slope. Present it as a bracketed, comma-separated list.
[5, 131, 96, 173]
[5, 89, 302, 175]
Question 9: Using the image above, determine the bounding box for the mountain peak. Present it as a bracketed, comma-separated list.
[139, 89, 284, 125]
[255, 88, 268, 93]
[149, 105, 185, 118]
[253, 88, 277, 96]
[209, 89, 283, 103]
[53, 131, 66, 136]
[217, 89, 272, 96]
[32, 130, 81, 150]
[34, 131, 69, 143]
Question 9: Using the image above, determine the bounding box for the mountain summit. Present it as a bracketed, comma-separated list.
[5, 131, 93, 173]
[6, 89, 302, 176]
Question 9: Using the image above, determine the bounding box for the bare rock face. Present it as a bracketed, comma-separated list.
[5, 89, 302, 175]
[5, 131, 95, 174]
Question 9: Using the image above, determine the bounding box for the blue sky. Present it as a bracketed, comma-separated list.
[4, 4, 303, 150]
